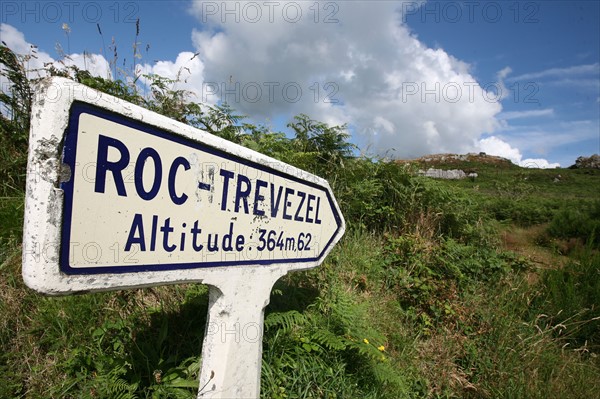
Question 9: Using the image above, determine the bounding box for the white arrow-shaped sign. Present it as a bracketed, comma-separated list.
[23, 77, 345, 398]
[23, 77, 345, 293]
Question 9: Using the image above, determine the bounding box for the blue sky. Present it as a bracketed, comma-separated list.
[2, 0, 599, 167]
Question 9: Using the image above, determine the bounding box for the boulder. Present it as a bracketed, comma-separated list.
[573, 154, 600, 169]
[418, 168, 467, 179]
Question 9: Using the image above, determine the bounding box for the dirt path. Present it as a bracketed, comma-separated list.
[499, 224, 569, 283]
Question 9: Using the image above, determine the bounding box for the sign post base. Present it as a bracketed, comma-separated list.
[197, 267, 288, 398]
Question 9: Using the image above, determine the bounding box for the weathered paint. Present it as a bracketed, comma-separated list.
[197, 268, 286, 398]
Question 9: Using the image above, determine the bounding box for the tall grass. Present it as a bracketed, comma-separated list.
[457, 273, 600, 399]
[534, 245, 600, 352]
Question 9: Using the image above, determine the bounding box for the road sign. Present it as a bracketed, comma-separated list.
[23, 77, 345, 293]
[23, 77, 345, 398]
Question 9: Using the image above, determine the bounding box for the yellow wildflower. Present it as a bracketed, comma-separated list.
[363, 338, 369, 344]
[378, 345, 385, 352]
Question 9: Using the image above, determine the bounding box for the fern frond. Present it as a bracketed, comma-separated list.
[264, 310, 307, 333]
[310, 329, 349, 351]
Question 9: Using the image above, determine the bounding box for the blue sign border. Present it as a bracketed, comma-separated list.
[60, 102, 343, 275]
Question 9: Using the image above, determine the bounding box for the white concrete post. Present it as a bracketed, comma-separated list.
[198, 267, 288, 398]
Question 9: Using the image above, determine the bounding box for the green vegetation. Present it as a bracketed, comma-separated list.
[2, 43, 600, 398]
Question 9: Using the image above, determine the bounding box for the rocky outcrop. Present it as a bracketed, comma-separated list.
[572, 154, 600, 169]
[418, 168, 477, 180]
[399, 152, 514, 169]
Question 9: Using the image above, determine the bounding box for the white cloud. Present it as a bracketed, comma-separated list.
[374, 116, 395, 135]
[519, 158, 561, 169]
[186, 1, 502, 158]
[479, 136, 522, 164]
[547, 78, 600, 89]
[495, 119, 599, 157]
[1, 24, 54, 118]
[495, 66, 512, 101]
[478, 136, 560, 168]
[508, 63, 600, 93]
[1, 23, 54, 78]
[1, 23, 115, 120]
[499, 109, 554, 120]
[1, 23, 110, 80]
[138, 52, 206, 100]
[60, 52, 112, 79]
[510, 63, 599, 81]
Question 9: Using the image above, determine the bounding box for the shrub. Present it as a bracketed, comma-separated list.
[547, 201, 600, 248]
